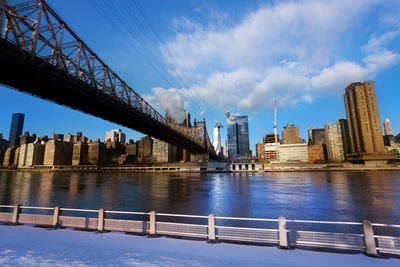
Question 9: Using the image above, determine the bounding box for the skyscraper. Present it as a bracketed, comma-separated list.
[343, 81, 384, 155]
[226, 112, 250, 158]
[338, 119, 351, 157]
[281, 124, 300, 144]
[8, 113, 25, 147]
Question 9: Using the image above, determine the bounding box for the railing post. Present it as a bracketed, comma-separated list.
[149, 211, 156, 237]
[278, 216, 288, 248]
[208, 214, 216, 243]
[52, 206, 60, 228]
[97, 208, 105, 232]
[12, 204, 20, 225]
[362, 220, 377, 257]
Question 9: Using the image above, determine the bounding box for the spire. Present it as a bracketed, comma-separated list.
[274, 98, 278, 143]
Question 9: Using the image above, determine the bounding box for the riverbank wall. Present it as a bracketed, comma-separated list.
[0, 163, 399, 173]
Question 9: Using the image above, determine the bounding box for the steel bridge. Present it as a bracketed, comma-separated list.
[0, 0, 214, 154]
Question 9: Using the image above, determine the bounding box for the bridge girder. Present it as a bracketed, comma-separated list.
[0, 0, 215, 154]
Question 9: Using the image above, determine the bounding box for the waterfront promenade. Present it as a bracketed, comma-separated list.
[0, 224, 398, 266]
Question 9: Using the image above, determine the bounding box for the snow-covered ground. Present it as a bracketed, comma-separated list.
[0, 224, 398, 266]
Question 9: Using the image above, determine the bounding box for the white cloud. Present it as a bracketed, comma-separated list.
[154, 0, 400, 113]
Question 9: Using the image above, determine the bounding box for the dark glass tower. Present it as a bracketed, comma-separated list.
[226, 112, 250, 158]
[8, 113, 25, 147]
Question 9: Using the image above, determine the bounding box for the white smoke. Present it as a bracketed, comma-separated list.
[157, 89, 185, 124]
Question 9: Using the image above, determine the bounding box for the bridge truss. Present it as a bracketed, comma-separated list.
[0, 0, 214, 154]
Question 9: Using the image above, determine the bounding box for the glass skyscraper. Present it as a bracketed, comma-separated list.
[226, 112, 250, 158]
[8, 113, 24, 147]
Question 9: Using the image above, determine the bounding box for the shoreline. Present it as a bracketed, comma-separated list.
[1, 166, 399, 173]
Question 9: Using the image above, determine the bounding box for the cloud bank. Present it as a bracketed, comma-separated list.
[154, 0, 400, 113]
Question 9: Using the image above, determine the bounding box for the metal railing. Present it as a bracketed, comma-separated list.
[0, 204, 399, 257]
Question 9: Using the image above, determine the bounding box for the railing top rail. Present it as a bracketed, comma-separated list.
[156, 221, 208, 227]
[286, 219, 362, 225]
[0, 205, 14, 208]
[216, 225, 279, 231]
[60, 208, 99, 213]
[20, 206, 53, 210]
[105, 210, 149, 215]
[156, 213, 208, 219]
[372, 223, 400, 228]
[215, 216, 279, 222]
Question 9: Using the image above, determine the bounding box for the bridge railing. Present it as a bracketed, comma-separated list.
[0, 0, 209, 150]
[0, 204, 399, 257]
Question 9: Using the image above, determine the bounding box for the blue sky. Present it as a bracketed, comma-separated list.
[1, 0, 400, 152]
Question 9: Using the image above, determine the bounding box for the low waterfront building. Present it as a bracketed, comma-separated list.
[88, 141, 106, 165]
[263, 143, 279, 163]
[255, 142, 263, 158]
[126, 140, 137, 156]
[72, 142, 89, 166]
[2, 146, 16, 167]
[44, 140, 74, 166]
[229, 159, 263, 171]
[13, 147, 20, 167]
[278, 143, 309, 163]
[18, 143, 29, 168]
[25, 143, 45, 167]
[308, 144, 326, 163]
[137, 136, 152, 157]
[152, 138, 177, 163]
[0, 134, 8, 151]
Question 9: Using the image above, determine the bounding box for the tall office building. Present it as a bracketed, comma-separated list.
[338, 119, 351, 157]
[343, 81, 385, 155]
[226, 112, 250, 158]
[8, 113, 25, 147]
[221, 139, 228, 158]
[281, 124, 300, 144]
[105, 129, 126, 144]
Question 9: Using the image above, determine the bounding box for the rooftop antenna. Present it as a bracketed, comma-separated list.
[274, 98, 278, 144]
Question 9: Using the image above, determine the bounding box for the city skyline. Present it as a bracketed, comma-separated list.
[1, 0, 400, 151]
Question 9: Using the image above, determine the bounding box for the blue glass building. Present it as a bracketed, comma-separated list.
[8, 113, 24, 147]
[226, 112, 250, 158]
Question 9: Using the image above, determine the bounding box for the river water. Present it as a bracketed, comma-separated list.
[0, 171, 400, 224]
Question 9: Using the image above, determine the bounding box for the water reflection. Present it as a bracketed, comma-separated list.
[0, 171, 399, 223]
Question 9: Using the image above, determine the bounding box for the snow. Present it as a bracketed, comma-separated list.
[0, 224, 398, 266]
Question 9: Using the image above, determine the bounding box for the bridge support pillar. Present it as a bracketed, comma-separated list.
[278, 216, 288, 248]
[52, 206, 60, 228]
[208, 214, 216, 243]
[97, 208, 105, 232]
[149, 211, 156, 237]
[11, 204, 20, 225]
[362, 220, 377, 257]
